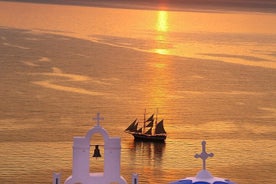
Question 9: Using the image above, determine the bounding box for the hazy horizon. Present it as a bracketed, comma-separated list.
[1, 0, 276, 13]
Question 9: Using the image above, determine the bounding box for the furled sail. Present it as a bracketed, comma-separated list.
[146, 120, 153, 127]
[145, 127, 152, 135]
[137, 127, 142, 133]
[146, 114, 154, 122]
[155, 120, 166, 134]
[125, 119, 137, 132]
[133, 122, 138, 132]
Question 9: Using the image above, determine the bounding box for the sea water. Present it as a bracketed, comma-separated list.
[0, 1, 275, 183]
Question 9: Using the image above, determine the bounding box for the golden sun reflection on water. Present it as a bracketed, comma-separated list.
[145, 11, 175, 108]
[153, 11, 170, 55]
[146, 54, 174, 110]
[154, 48, 169, 55]
[156, 11, 168, 32]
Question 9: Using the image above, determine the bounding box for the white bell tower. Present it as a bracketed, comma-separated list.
[64, 113, 127, 184]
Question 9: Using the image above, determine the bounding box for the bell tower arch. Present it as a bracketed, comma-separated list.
[64, 113, 127, 184]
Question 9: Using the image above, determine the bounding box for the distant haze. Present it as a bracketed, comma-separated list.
[1, 0, 276, 13]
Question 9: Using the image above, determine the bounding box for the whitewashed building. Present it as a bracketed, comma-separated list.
[53, 113, 138, 184]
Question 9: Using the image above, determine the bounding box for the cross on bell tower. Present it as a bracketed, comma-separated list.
[194, 141, 214, 170]
[93, 112, 104, 126]
[64, 114, 128, 184]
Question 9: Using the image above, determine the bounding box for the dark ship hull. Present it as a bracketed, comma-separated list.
[132, 133, 166, 142]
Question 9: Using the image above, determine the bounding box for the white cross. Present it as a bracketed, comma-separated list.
[93, 113, 104, 126]
[194, 140, 214, 170]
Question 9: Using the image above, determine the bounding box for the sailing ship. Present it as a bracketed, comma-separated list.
[125, 110, 167, 142]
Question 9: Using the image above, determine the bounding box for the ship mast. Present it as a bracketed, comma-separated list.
[143, 108, 146, 133]
[154, 108, 158, 135]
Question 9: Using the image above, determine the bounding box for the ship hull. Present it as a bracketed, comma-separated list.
[131, 133, 166, 142]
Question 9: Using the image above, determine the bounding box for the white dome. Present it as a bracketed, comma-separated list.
[170, 179, 235, 184]
[169, 141, 236, 184]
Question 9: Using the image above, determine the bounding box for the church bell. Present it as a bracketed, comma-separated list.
[93, 145, 101, 158]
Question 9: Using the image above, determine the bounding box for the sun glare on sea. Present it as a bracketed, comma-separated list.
[153, 11, 170, 55]
[147, 10, 173, 107]
[154, 49, 169, 55]
[156, 11, 168, 32]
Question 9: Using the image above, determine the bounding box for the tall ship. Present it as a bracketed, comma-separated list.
[125, 109, 167, 142]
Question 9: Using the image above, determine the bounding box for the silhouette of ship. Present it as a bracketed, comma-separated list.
[125, 109, 167, 142]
